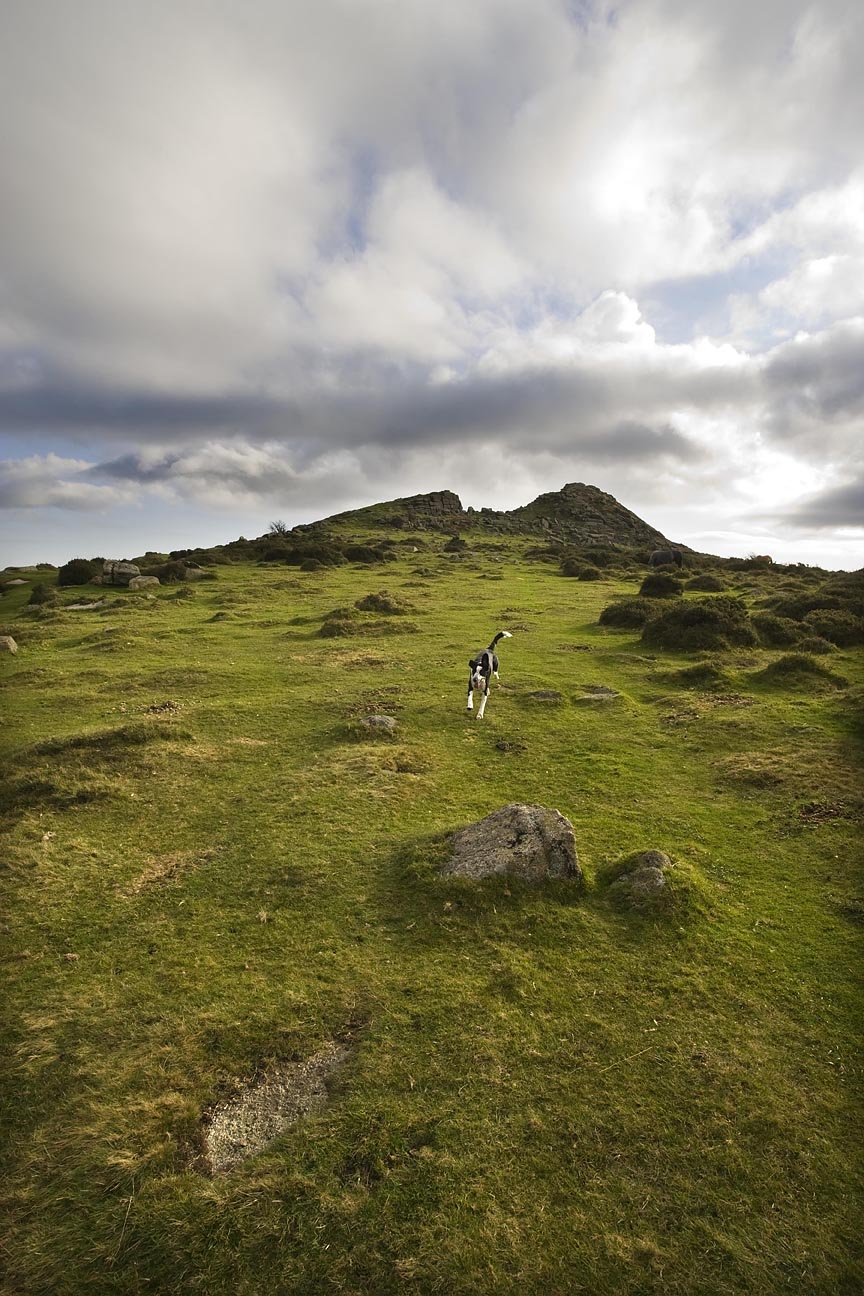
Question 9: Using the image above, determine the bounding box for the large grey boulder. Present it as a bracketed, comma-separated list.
[443, 803, 581, 884]
[103, 560, 141, 586]
[128, 575, 160, 590]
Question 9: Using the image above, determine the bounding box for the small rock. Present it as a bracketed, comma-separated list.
[0, 635, 18, 654]
[361, 714, 398, 732]
[607, 850, 673, 905]
[443, 803, 582, 884]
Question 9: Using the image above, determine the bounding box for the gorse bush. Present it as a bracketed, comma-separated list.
[28, 583, 56, 606]
[155, 560, 189, 584]
[641, 596, 756, 651]
[803, 609, 864, 647]
[599, 597, 672, 629]
[751, 613, 803, 647]
[639, 571, 683, 598]
[685, 573, 726, 592]
[753, 653, 847, 688]
[57, 558, 100, 587]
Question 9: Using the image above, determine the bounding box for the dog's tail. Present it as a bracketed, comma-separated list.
[488, 631, 513, 649]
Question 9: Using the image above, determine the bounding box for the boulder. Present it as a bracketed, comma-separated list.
[4, 578, 28, 586]
[128, 576, 160, 590]
[103, 560, 141, 586]
[443, 803, 581, 884]
[0, 635, 18, 654]
[183, 567, 208, 581]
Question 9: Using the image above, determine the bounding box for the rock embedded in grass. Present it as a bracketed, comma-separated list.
[0, 635, 18, 654]
[442, 803, 582, 884]
[607, 850, 672, 904]
[573, 685, 620, 705]
[360, 714, 398, 733]
[203, 1042, 349, 1173]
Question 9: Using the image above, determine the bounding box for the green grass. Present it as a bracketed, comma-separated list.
[1, 542, 862, 1294]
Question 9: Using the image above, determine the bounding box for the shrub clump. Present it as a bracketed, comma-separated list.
[443, 536, 467, 553]
[796, 635, 836, 655]
[641, 596, 756, 651]
[578, 565, 603, 581]
[599, 597, 672, 629]
[752, 612, 803, 647]
[639, 572, 684, 598]
[155, 559, 189, 583]
[754, 654, 847, 688]
[685, 573, 726, 592]
[343, 545, 387, 564]
[354, 591, 411, 615]
[803, 609, 864, 647]
[28, 583, 57, 606]
[57, 558, 100, 587]
[670, 661, 729, 690]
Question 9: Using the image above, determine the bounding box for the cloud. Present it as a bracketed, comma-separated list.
[0, 453, 133, 509]
[1, 0, 863, 570]
[782, 477, 864, 530]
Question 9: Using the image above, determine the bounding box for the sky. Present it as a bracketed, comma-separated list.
[1, 0, 863, 570]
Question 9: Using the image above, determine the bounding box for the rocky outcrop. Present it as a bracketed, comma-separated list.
[442, 803, 582, 884]
[507, 482, 676, 549]
[0, 635, 18, 654]
[103, 560, 141, 586]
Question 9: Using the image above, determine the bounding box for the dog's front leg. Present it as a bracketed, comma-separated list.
[466, 674, 474, 710]
[476, 680, 489, 719]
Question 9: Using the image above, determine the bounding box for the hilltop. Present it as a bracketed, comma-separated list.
[308, 482, 677, 550]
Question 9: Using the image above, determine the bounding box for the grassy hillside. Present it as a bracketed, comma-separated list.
[1, 536, 862, 1294]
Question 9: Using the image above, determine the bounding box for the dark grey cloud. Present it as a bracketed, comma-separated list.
[783, 477, 864, 530]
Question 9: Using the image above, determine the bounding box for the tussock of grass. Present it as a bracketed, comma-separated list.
[666, 660, 730, 689]
[753, 654, 848, 688]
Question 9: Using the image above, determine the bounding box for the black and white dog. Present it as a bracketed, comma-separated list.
[466, 631, 512, 719]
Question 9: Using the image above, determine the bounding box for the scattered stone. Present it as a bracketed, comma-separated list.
[4, 578, 28, 586]
[573, 685, 620, 705]
[128, 575, 160, 590]
[360, 714, 398, 733]
[0, 635, 18, 654]
[203, 1041, 349, 1173]
[65, 601, 105, 611]
[443, 803, 582, 884]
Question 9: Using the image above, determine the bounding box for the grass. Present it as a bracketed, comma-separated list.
[1, 540, 862, 1294]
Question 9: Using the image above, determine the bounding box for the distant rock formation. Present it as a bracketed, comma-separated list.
[102, 560, 141, 586]
[313, 482, 680, 550]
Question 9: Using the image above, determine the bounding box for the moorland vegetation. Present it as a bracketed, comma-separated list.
[1, 488, 862, 1294]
